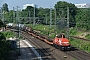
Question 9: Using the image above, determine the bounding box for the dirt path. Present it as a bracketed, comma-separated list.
[75, 32, 89, 38]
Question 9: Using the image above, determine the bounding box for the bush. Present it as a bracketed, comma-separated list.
[85, 34, 90, 39]
[70, 38, 90, 52]
[2, 31, 15, 38]
[0, 32, 6, 40]
[70, 28, 78, 35]
[0, 32, 11, 60]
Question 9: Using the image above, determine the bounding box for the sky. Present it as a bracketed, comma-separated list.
[0, 0, 90, 10]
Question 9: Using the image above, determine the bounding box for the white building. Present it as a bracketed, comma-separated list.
[75, 3, 90, 8]
[23, 4, 34, 9]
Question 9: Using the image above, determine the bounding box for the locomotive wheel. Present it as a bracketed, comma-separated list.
[60, 47, 63, 51]
[60, 46, 63, 51]
[67, 47, 71, 51]
[55, 44, 57, 48]
[54, 44, 59, 49]
[53, 44, 55, 47]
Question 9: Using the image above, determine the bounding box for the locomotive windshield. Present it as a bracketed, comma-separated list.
[58, 34, 65, 38]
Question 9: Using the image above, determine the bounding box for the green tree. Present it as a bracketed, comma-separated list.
[0, 32, 11, 60]
[22, 6, 38, 17]
[2, 3, 9, 12]
[21, 6, 39, 24]
[38, 7, 46, 17]
[4, 10, 13, 23]
[38, 7, 51, 24]
[54, 1, 77, 27]
[75, 8, 90, 31]
[0, 19, 4, 28]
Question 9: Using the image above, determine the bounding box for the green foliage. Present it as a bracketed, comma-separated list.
[85, 34, 90, 39]
[4, 10, 13, 23]
[2, 3, 9, 12]
[2, 31, 15, 38]
[55, 1, 77, 27]
[70, 38, 90, 52]
[26, 24, 56, 38]
[4, 1, 77, 26]
[70, 28, 78, 35]
[3, 1, 90, 31]
[0, 19, 4, 28]
[0, 32, 6, 40]
[75, 8, 90, 31]
[27, 24, 68, 38]
[0, 32, 11, 60]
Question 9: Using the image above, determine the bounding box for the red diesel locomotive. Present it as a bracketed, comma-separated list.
[53, 34, 71, 50]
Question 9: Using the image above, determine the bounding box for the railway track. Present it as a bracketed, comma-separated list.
[7, 28, 90, 60]
[21, 32, 74, 60]
[22, 31, 90, 60]
[70, 36, 90, 41]
[65, 49, 90, 60]
[22, 32, 57, 60]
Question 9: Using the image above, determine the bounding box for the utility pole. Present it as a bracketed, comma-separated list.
[0, 7, 4, 21]
[0, 7, 2, 20]
[50, 7, 52, 28]
[16, 6, 18, 25]
[67, 7, 69, 39]
[16, 6, 20, 56]
[33, 5, 35, 26]
[12, 7, 15, 34]
[17, 6, 19, 25]
[45, 13, 47, 25]
[19, 9, 21, 23]
[13, 7, 15, 23]
[54, 8, 56, 32]
[29, 11, 30, 24]
[2, 9, 4, 24]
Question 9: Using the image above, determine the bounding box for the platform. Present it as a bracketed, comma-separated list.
[16, 40, 41, 60]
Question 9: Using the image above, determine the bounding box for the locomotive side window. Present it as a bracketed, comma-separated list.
[63, 35, 65, 38]
[58, 34, 65, 38]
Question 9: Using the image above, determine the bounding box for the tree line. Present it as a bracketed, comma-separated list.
[0, 1, 90, 31]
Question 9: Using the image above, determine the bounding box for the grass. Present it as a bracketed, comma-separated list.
[85, 34, 90, 39]
[69, 27, 83, 36]
[2, 30, 15, 38]
[26, 24, 57, 38]
[70, 38, 90, 52]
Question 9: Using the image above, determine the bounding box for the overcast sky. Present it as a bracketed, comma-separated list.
[0, 0, 90, 10]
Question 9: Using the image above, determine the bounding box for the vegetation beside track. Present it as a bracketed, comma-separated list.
[70, 38, 90, 53]
[26, 24, 56, 38]
[85, 34, 90, 39]
[0, 31, 16, 60]
[0, 32, 11, 60]
[2, 30, 15, 38]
